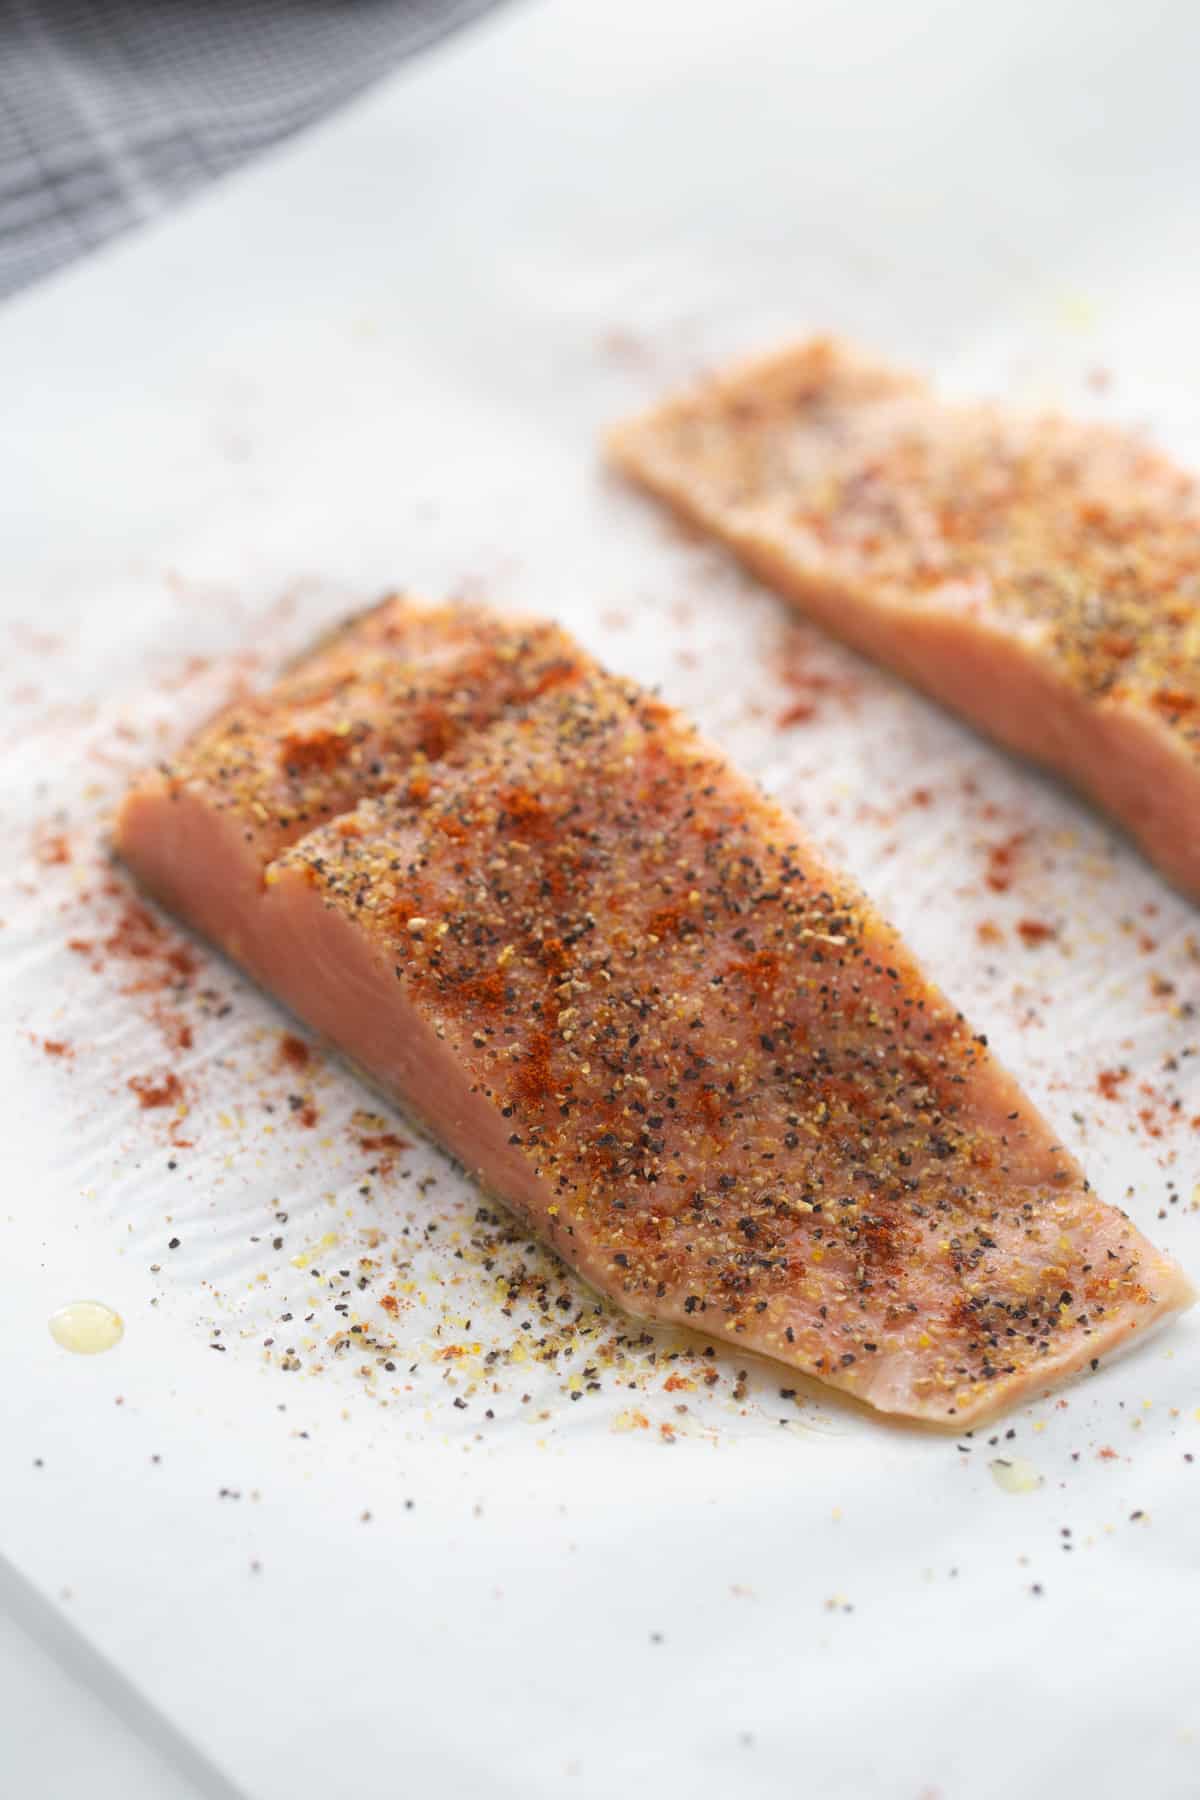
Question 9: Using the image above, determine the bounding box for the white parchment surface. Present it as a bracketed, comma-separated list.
[2, 2, 1199, 1795]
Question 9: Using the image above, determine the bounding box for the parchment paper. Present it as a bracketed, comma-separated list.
[2, 2, 1199, 1795]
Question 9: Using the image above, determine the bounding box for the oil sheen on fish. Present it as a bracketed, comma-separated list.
[608, 336, 1200, 900]
[116, 599, 1192, 1423]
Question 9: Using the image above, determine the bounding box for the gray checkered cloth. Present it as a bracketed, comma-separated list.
[0, 0, 502, 299]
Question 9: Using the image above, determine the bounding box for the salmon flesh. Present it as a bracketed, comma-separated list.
[609, 337, 1200, 900]
[116, 600, 1192, 1423]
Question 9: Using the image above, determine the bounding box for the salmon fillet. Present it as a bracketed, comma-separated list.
[116, 599, 1192, 1424]
[608, 337, 1200, 900]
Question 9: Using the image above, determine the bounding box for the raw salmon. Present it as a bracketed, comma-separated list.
[116, 600, 1191, 1424]
[608, 337, 1200, 900]
[119, 601, 585, 954]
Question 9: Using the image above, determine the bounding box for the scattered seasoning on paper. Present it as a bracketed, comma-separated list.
[129, 1071, 184, 1109]
[983, 832, 1029, 893]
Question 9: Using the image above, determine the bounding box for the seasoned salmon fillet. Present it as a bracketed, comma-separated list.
[116, 600, 1191, 1424]
[119, 601, 585, 954]
[608, 337, 1200, 900]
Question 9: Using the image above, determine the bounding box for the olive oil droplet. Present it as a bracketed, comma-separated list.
[48, 1301, 124, 1355]
[989, 1456, 1042, 1494]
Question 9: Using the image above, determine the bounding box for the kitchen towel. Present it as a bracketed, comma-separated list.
[0, 0, 501, 298]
